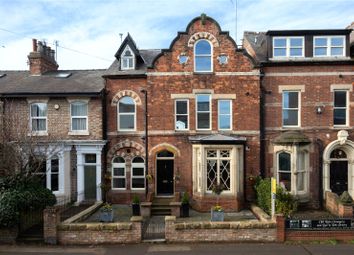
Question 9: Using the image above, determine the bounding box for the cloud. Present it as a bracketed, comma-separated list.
[0, 0, 353, 70]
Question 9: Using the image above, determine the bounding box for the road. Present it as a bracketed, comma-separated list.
[0, 243, 354, 255]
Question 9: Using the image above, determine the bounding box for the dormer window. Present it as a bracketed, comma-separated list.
[194, 40, 212, 72]
[121, 46, 135, 70]
[273, 37, 304, 58]
[314, 36, 345, 57]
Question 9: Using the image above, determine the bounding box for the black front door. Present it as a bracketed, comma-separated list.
[330, 161, 348, 195]
[156, 159, 174, 195]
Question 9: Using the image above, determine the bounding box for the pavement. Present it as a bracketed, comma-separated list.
[1, 243, 353, 255]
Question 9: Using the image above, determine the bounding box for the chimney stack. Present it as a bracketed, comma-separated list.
[28, 38, 58, 75]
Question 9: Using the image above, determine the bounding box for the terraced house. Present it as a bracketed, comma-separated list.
[1, 15, 353, 214]
[0, 40, 106, 204]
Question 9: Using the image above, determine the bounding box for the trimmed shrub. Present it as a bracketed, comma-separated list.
[255, 178, 297, 217]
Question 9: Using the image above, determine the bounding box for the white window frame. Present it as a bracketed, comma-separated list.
[131, 157, 145, 190]
[273, 37, 304, 58]
[121, 45, 135, 70]
[117, 96, 136, 131]
[112, 157, 126, 190]
[218, 100, 232, 130]
[313, 36, 345, 57]
[196, 94, 212, 130]
[175, 99, 189, 131]
[205, 148, 233, 194]
[282, 90, 301, 128]
[275, 146, 309, 197]
[70, 101, 88, 132]
[194, 39, 213, 73]
[333, 90, 349, 127]
[30, 103, 48, 133]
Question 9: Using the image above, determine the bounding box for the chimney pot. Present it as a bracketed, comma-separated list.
[32, 39, 37, 52]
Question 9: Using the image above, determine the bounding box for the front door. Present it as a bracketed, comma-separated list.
[156, 159, 174, 195]
[84, 165, 96, 200]
[330, 161, 348, 195]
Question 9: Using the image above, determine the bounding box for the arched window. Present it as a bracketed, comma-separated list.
[194, 40, 212, 72]
[131, 157, 145, 190]
[278, 152, 291, 191]
[330, 148, 347, 159]
[118, 96, 136, 131]
[157, 150, 174, 158]
[121, 46, 135, 70]
[112, 157, 126, 189]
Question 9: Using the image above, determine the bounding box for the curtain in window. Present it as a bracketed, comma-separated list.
[71, 102, 87, 131]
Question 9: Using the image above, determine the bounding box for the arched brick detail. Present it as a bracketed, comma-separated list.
[107, 140, 145, 168]
[188, 32, 219, 48]
[149, 143, 181, 157]
[111, 90, 142, 106]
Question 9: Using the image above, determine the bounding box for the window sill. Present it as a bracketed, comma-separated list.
[68, 131, 90, 136]
[28, 131, 48, 136]
[332, 126, 350, 129]
[193, 72, 214, 75]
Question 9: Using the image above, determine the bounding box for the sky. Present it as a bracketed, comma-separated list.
[0, 0, 353, 70]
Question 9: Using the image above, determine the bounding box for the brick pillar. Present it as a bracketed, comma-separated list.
[165, 216, 176, 243]
[130, 216, 143, 243]
[276, 214, 285, 242]
[43, 207, 60, 244]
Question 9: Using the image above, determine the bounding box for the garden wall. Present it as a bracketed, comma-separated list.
[165, 216, 277, 242]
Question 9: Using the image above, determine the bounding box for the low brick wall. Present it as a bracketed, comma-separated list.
[165, 216, 276, 242]
[325, 191, 353, 218]
[57, 216, 142, 245]
[286, 230, 354, 241]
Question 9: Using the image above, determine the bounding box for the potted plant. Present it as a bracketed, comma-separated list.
[211, 183, 225, 221]
[181, 191, 190, 217]
[132, 195, 140, 216]
[100, 203, 113, 222]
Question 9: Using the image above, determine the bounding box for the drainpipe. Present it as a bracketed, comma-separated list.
[259, 70, 265, 178]
[315, 138, 324, 209]
[140, 89, 149, 199]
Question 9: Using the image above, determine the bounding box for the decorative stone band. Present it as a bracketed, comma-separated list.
[187, 32, 219, 47]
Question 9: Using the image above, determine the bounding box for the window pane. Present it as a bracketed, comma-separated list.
[296, 172, 304, 191]
[195, 40, 211, 54]
[133, 167, 144, 176]
[314, 38, 327, 47]
[197, 95, 210, 111]
[157, 150, 174, 157]
[132, 178, 145, 188]
[274, 48, 286, 57]
[176, 101, 187, 114]
[219, 115, 231, 129]
[51, 173, 59, 191]
[279, 172, 291, 191]
[283, 109, 298, 126]
[32, 119, 46, 131]
[119, 97, 135, 113]
[274, 38, 286, 47]
[51, 158, 59, 173]
[220, 160, 230, 190]
[113, 178, 125, 188]
[290, 38, 303, 47]
[290, 48, 302, 56]
[132, 157, 144, 163]
[113, 157, 125, 163]
[314, 47, 327, 56]
[334, 91, 346, 107]
[31, 103, 47, 117]
[283, 92, 298, 108]
[113, 168, 125, 176]
[331, 47, 343, 56]
[71, 103, 87, 116]
[124, 50, 132, 56]
[85, 154, 96, 163]
[119, 115, 134, 129]
[279, 152, 291, 171]
[219, 101, 231, 114]
[195, 56, 211, 72]
[176, 116, 188, 129]
[331, 37, 344, 47]
[334, 109, 346, 125]
[207, 159, 217, 191]
[197, 113, 210, 129]
[72, 118, 86, 131]
[297, 152, 305, 170]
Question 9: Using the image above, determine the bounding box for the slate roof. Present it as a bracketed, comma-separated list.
[189, 134, 247, 144]
[104, 49, 161, 76]
[243, 31, 267, 63]
[0, 69, 105, 96]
